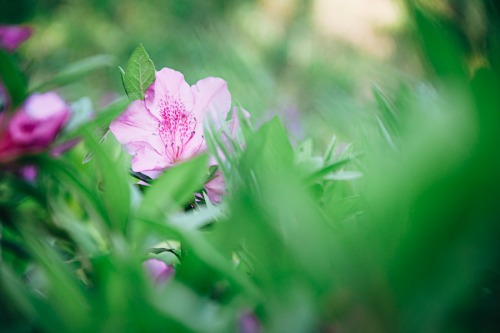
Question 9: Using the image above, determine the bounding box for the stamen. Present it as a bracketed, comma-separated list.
[157, 95, 197, 161]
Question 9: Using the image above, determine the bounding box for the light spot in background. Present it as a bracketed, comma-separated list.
[312, 0, 402, 59]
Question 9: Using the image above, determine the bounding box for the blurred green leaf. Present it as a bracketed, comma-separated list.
[0, 50, 27, 109]
[30, 55, 116, 92]
[59, 97, 129, 141]
[83, 129, 130, 234]
[294, 138, 313, 164]
[305, 156, 356, 185]
[138, 154, 209, 220]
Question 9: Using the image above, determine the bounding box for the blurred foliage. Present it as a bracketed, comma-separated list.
[16, 0, 413, 147]
[2, 0, 500, 332]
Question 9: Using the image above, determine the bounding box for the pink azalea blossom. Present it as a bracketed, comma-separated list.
[0, 25, 33, 52]
[110, 67, 231, 177]
[0, 92, 70, 162]
[143, 258, 174, 285]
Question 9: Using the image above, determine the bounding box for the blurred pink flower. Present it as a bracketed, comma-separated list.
[238, 311, 261, 333]
[0, 92, 70, 162]
[143, 258, 174, 285]
[20, 165, 37, 182]
[0, 25, 33, 52]
[110, 67, 231, 177]
[204, 170, 225, 204]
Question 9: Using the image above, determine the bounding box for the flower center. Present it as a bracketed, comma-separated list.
[157, 96, 197, 161]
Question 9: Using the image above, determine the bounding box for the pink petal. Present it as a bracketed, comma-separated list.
[110, 100, 162, 149]
[24, 92, 68, 119]
[229, 106, 251, 137]
[9, 93, 69, 146]
[0, 133, 19, 162]
[0, 25, 33, 52]
[144, 68, 194, 120]
[0, 92, 69, 161]
[143, 258, 174, 285]
[238, 311, 261, 333]
[128, 141, 170, 173]
[204, 171, 226, 204]
[110, 100, 170, 172]
[21, 165, 38, 182]
[141, 170, 163, 179]
[191, 77, 231, 125]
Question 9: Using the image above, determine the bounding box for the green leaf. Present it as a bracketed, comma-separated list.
[305, 156, 357, 185]
[0, 49, 27, 109]
[83, 129, 131, 234]
[240, 116, 294, 179]
[124, 44, 155, 101]
[323, 135, 337, 165]
[138, 154, 209, 219]
[59, 97, 129, 141]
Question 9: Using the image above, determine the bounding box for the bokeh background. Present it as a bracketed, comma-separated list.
[3, 1, 500, 332]
[3, 0, 420, 146]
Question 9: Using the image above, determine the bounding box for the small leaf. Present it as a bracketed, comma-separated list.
[124, 44, 155, 101]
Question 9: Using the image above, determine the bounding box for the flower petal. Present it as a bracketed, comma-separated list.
[143, 258, 174, 285]
[144, 68, 194, 120]
[204, 171, 225, 204]
[191, 76, 231, 124]
[0, 25, 32, 52]
[129, 141, 170, 173]
[109, 99, 164, 154]
[229, 106, 251, 137]
[9, 93, 69, 146]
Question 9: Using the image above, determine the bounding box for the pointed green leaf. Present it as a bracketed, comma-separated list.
[124, 44, 155, 101]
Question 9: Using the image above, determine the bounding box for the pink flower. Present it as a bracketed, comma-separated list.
[143, 258, 175, 285]
[0, 92, 70, 162]
[110, 67, 231, 178]
[0, 25, 33, 52]
[238, 311, 261, 333]
[204, 170, 225, 204]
